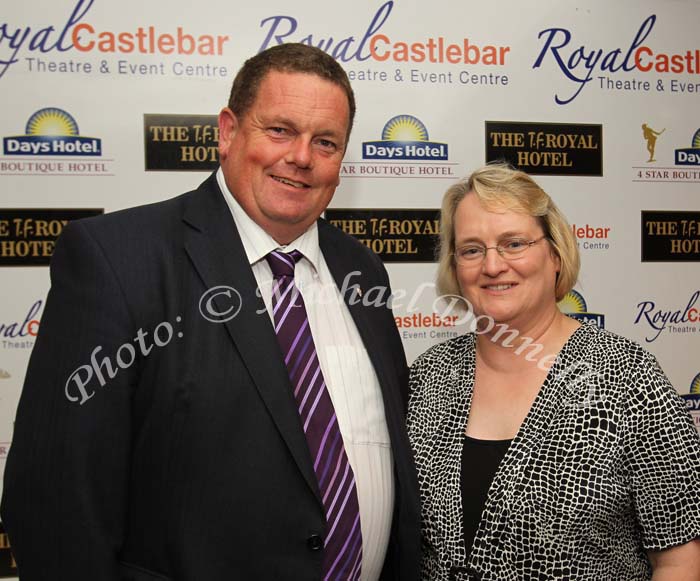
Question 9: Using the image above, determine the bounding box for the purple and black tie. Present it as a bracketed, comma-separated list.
[265, 249, 363, 581]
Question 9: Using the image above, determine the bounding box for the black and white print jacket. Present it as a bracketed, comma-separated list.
[407, 323, 700, 581]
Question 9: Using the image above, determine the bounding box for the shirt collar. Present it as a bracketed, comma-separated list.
[216, 167, 321, 272]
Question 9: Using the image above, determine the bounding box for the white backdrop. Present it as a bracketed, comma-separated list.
[1, 0, 699, 576]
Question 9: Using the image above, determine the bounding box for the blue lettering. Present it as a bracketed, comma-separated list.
[354, 1, 392, 62]
[682, 290, 700, 322]
[634, 291, 699, 342]
[0, 24, 31, 79]
[257, 1, 393, 62]
[0, 300, 42, 338]
[600, 49, 622, 72]
[258, 15, 298, 51]
[28, 26, 55, 51]
[0, 0, 94, 80]
[332, 37, 356, 60]
[634, 300, 665, 342]
[621, 14, 655, 71]
[298, 34, 334, 52]
[532, 15, 657, 105]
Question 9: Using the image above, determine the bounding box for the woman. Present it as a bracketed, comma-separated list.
[407, 163, 700, 580]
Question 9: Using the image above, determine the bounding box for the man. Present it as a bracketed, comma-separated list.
[1, 44, 420, 581]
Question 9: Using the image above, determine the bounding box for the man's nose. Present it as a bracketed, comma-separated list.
[286, 138, 312, 169]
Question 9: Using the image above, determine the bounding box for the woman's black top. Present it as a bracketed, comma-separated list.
[460, 435, 512, 560]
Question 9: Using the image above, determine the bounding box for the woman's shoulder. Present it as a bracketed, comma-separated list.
[568, 322, 675, 400]
[410, 333, 475, 375]
[570, 321, 655, 367]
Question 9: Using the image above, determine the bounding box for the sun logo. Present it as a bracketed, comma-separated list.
[557, 290, 587, 314]
[693, 129, 700, 149]
[26, 108, 79, 137]
[381, 115, 429, 142]
[362, 114, 448, 161]
[691, 372, 700, 395]
[3, 108, 101, 157]
[557, 290, 605, 328]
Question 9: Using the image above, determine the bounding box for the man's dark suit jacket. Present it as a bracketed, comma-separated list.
[1, 172, 420, 581]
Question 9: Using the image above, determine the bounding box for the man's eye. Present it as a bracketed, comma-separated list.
[269, 127, 288, 135]
[316, 138, 337, 150]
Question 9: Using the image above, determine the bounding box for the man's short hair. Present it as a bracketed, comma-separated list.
[227, 43, 356, 141]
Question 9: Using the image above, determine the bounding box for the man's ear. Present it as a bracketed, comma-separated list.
[218, 107, 239, 160]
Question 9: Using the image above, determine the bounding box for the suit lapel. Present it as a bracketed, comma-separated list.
[181, 173, 320, 501]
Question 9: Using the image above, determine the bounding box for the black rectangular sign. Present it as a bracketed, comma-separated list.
[325, 209, 440, 262]
[485, 121, 603, 176]
[0, 209, 103, 266]
[642, 210, 700, 262]
[144, 114, 219, 171]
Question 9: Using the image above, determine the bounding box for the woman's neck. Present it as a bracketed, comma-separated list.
[475, 309, 580, 375]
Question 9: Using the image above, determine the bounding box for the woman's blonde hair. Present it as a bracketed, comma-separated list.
[436, 162, 579, 302]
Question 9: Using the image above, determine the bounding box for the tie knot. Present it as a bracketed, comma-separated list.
[265, 249, 303, 278]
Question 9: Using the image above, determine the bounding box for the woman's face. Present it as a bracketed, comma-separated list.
[453, 192, 561, 330]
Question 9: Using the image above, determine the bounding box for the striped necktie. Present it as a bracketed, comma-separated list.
[266, 249, 363, 581]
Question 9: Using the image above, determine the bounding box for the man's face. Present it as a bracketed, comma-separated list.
[218, 71, 350, 244]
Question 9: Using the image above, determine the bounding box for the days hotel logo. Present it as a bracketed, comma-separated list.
[343, 114, 456, 179]
[1, 108, 112, 176]
[675, 128, 700, 166]
[363, 115, 447, 161]
[633, 125, 700, 184]
[558, 290, 605, 328]
[4, 108, 100, 156]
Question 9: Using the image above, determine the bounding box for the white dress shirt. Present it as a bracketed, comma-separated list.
[217, 169, 394, 581]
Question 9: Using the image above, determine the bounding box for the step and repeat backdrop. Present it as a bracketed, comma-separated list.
[1, 0, 699, 575]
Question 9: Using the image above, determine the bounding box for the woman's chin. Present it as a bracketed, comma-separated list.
[472, 308, 517, 329]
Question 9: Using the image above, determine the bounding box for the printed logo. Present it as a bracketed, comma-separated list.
[571, 223, 611, 251]
[258, 1, 510, 75]
[557, 290, 605, 328]
[641, 211, 700, 262]
[144, 114, 219, 171]
[343, 115, 456, 179]
[0, 209, 103, 266]
[325, 208, 440, 262]
[395, 311, 462, 342]
[674, 128, 700, 166]
[0, 0, 230, 81]
[0, 299, 42, 350]
[641, 123, 665, 163]
[682, 372, 700, 433]
[363, 115, 447, 161]
[533, 15, 700, 105]
[4, 108, 100, 156]
[485, 121, 602, 176]
[634, 290, 699, 342]
[633, 127, 700, 184]
[1, 108, 112, 176]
